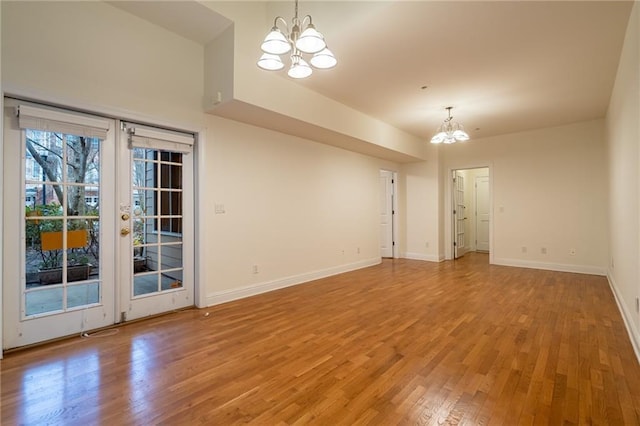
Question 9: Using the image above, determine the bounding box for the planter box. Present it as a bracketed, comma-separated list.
[134, 256, 148, 273]
[38, 264, 91, 285]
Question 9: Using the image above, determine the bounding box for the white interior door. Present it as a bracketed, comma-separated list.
[475, 175, 490, 252]
[379, 170, 394, 258]
[2, 100, 116, 349]
[118, 123, 194, 321]
[454, 171, 467, 259]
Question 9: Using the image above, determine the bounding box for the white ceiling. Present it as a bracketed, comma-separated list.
[109, 1, 633, 141]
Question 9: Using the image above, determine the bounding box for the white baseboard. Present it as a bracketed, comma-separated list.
[607, 272, 640, 364]
[492, 257, 607, 276]
[205, 257, 381, 307]
[402, 252, 443, 262]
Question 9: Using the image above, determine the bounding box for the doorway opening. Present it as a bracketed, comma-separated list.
[448, 167, 491, 261]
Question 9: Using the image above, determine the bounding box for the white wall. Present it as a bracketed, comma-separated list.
[438, 120, 608, 274]
[1, 1, 205, 127]
[202, 116, 395, 304]
[401, 144, 441, 261]
[606, 1, 640, 357]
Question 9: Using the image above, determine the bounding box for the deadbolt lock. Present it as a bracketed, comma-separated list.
[121, 213, 130, 221]
[120, 228, 131, 236]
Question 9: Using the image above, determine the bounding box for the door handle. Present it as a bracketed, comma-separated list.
[120, 228, 131, 236]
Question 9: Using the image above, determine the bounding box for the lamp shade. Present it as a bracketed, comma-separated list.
[257, 53, 285, 71]
[310, 48, 337, 69]
[261, 28, 291, 55]
[295, 25, 326, 54]
[430, 132, 446, 144]
[288, 56, 313, 78]
[452, 128, 470, 141]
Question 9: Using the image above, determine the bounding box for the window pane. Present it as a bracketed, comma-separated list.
[133, 189, 157, 217]
[66, 136, 100, 184]
[86, 219, 100, 273]
[161, 273, 183, 291]
[144, 245, 159, 271]
[170, 152, 182, 164]
[161, 243, 183, 270]
[133, 148, 150, 159]
[134, 274, 158, 296]
[67, 282, 100, 308]
[84, 186, 100, 215]
[160, 163, 182, 189]
[25, 217, 41, 287]
[26, 130, 63, 186]
[160, 191, 182, 217]
[171, 217, 182, 234]
[133, 159, 151, 188]
[133, 217, 147, 245]
[26, 288, 63, 316]
[66, 185, 86, 216]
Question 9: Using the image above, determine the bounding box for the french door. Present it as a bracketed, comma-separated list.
[2, 101, 116, 348]
[2, 100, 194, 349]
[117, 123, 194, 321]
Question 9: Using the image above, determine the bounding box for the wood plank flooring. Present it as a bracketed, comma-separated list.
[2, 253, 640, 425]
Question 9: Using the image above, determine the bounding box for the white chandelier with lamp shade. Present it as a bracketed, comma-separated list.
[431, 106, 470, 144]
[257, 0, 337, 79]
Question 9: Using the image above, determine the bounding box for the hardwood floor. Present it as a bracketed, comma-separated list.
[2, 253, 640, 425]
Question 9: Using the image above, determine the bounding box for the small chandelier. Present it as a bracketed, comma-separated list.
[430, 107, 470, 144]
[257, 0, 337, 79]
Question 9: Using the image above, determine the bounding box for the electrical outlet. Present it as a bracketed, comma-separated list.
[636, 297, 639, 313]
[425, 242, 430, 248]
[252, 265, 258, 274]
[521, 246, 527, 254]
[569, 248, 576, 256]
[357, 247, 360, 254]
[541, 247, 547, 255]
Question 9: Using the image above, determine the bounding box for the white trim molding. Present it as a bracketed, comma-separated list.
[205, 257, 381, 307]
[607, 272, 640, 364]
[492, 257, 607, 276]
[402, 252, 444, 263]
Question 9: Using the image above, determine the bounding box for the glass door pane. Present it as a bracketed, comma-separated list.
[131, 148, 184, 297]
[24, 131, 102, 316]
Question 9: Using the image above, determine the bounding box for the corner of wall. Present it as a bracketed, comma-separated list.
[204, 24, 235, 112]
[607, 272, 640, 363]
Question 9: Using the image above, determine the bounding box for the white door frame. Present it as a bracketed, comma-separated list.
[380, 169, 399, 258]
[444, 164, 493, 263]
[474, 174, 490, 252]
[453, 170, 467, 259]
[1, 91, 5, 358]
